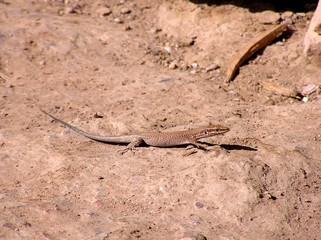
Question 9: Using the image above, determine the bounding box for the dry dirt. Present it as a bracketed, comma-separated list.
[1, 0, 321, 239]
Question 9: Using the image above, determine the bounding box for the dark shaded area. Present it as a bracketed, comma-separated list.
[220, 144, 257, 151]
[198, 142, 258, 151]
[189, 0, 318, 12]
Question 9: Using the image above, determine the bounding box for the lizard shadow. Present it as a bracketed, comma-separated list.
[199, 142, 257, 151]
[219, 144, 257, 151]
[95, 141, 257, 151]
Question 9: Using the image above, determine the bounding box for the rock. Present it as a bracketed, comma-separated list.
[281, 11, 293, 20]
[150, 27, 162, 34]
[96, 7, 112, 17]
[256, 10, 280, 24]
[195, 202, 204, 209]
[168, 61, 178, 69]
[191, 63, 198, 69]
[120, 7, 131, 14]
[301, 84, 319, 96]
[303, 0, 321, 66]
[114, 18, 123, 24]
[164, 46, 171, 53]
[205, 63, 220, 72]
[196, 233, 207, 240]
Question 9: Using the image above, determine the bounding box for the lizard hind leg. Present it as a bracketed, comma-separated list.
[118, 137, 144, 155]
[182, 139, 209, 157]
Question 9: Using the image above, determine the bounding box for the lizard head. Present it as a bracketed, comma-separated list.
[194, 124, 230, 139]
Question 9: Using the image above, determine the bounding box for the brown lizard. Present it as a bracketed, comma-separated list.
[41, 110, 229, 153]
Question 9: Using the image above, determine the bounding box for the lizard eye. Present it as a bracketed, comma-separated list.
[204, 130, 209, 135]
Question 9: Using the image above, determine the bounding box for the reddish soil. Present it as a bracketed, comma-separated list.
[1, 0, 320, 239]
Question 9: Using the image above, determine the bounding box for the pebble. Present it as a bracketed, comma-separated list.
[150, 27, 162, 34]
[114, 18, 123, 24]
[301, 84, 319, 96]
[96, 7, 112, 17]
[64, 5, 82, 14]
[65, 6, 76, 14]
[195, 202, 204, 209]
[257, 10, 280, 24]
[205, 63, 220, 72]
[164, 46, 171, 53]
[180, 38, 195, 47]
[302, 96, 309, 102]
[281, 11, 293, 20]
[168, 61, 178, 69]
[120, 7, 131, 14]
[94, 112, 103, 118]
[191, 63, 198, 69]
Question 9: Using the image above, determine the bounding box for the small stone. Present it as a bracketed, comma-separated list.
[64, 4, 81, 14]
[114, 18, 123, 24]
[168, 61, 178, 69]
[257, 10, 280, 24]
[149, 27, 162, 33]
[94, 112, 103, 118]
[191, 63, 198, 68]
[150, 27, 162, 34]
[205, 63, 220, 72]
[96, 7, 112, 17]
[281, 11, 293, 20]
[164, 46, 171, 53]
[195, 202, 204, 209]
[159, 78, 171, 83]
[120, 7, 131, 14]
[180, 38, 195, 47]
[301, 84, 319, 96]
[65, 6, 75, 14]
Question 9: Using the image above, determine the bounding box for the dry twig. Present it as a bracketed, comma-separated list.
[225, 23, 289, 83]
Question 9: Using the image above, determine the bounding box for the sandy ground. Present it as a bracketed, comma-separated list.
[1, 0, 321, 239]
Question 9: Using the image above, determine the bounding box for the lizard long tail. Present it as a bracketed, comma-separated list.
[41, 109, 135, 144]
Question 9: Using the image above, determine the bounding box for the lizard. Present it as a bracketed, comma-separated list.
[41, 110, 229, 153]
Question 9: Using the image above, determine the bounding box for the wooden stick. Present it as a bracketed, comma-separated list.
[225, 23, 289, 83]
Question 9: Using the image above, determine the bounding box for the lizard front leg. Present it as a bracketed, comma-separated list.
[187, 138, 209, 151]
